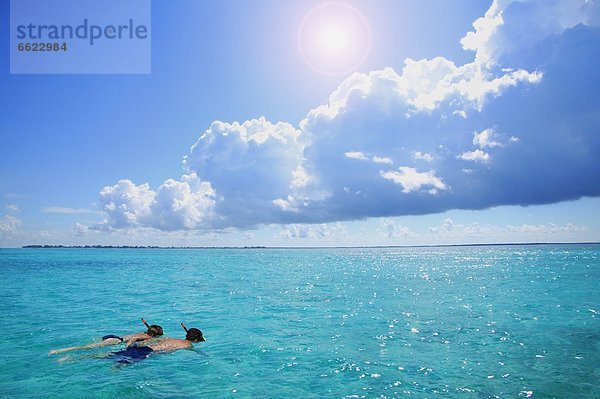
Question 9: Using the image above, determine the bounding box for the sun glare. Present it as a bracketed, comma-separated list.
[318, 24, 350, 55]
[298, 2, 371, 76]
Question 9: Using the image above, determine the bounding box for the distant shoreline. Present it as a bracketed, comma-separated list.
[13, 242, 600, 250]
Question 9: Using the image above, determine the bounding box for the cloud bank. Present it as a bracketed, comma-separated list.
[92, 0, 600, 232]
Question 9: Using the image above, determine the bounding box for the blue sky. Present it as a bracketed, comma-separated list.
[1, 0, 599, 247]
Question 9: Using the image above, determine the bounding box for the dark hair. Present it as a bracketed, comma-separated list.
[147, 324, 164, 337]
[185, 328, 205, 342]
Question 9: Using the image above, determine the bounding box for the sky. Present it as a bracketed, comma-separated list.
[1, 0, 599, 247]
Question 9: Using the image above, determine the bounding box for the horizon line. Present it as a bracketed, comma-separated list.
[6, 241, 600, 250]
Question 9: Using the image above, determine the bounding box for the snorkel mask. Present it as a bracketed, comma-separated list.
[141, 318, 164, 337]
[181, 322, 206, 342]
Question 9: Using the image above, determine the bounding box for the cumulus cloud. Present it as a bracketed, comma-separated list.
[90, 0, 600, 232]
[462, 0, 600, 65]
[459, 149, 490, 163]
[92, 173, 216, 231]
[183, 117, 306, 228]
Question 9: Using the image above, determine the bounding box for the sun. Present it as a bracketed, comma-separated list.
[319, 23, 350, 55]
[298, 2, 371, 76]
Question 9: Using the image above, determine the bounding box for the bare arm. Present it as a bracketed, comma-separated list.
[122, 332, 151, 346]
[48, 337, 122, 355]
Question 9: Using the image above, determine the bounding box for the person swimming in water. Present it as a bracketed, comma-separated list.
[110, 322, 205, 364]
[48, 318, 163, 355]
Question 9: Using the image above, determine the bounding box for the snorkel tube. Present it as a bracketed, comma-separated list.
[181, 322, 205, 342]
[141, 318, 164, 337]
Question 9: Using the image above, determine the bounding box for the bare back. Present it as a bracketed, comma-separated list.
[146, 338, 192, 352]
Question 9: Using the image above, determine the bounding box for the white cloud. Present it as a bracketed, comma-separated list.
[96, 180, 154, 229]
[380, 167, 447, 194]
[429, 218, 455, 234]
[272, 198, 297, 212]
[429, 218, 587, 240]
[345, 152, 393, 165]
[380, 218, 413, 238]
[460, 0, 505, 64]
[73, 223, 89, 236]
[459, 149, 490, 163]
[90, 0, 600, 233]
[184, 117, 306, 228]
[509, 223, 586, 234]
[453, 110, 467, 118]
[413, 151, 434, 162]
[344, 151, 369, 161]
[291, 165, 310, 189]
[279, 222, 346, 240]
[460, 0, 599, 65]
[149, 175, 216, 231]
[372, 156, 393, 165]
[473, 128, 502, 148]
[93, 173, 215, 231]
[0, 215, 21, 238]
[6, 204, 19, 212]
[404, 57, 541, 112]
[300, 59, 540, 122]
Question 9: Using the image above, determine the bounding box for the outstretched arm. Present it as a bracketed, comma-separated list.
[48, 337, 122, 355]
[122, 332, 151, 346]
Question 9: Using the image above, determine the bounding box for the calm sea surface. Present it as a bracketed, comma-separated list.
[0, 245, 598, 398]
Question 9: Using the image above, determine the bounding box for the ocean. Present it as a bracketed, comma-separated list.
[0, 245, 598, 398]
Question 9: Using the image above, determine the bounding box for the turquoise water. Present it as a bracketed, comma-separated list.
[0, 245, 598, 398]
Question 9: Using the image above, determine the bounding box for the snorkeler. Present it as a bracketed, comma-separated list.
[144, 322, 205, 351]
[48, 318, 163, 355]
[109, 322, 205, 364]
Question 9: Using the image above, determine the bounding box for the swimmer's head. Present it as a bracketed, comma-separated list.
[147, 324, 164, 337]
[141, 319, 163, 337]
[181, 322, 205, 342]
[185, 328, 205, 342]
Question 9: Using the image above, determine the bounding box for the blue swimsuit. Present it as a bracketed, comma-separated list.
[110, 345, 154, 364]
